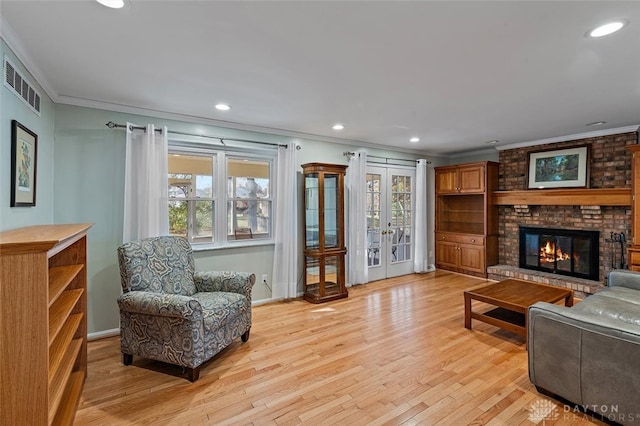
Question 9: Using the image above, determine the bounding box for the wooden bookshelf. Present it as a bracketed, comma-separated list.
[0, 223, 92, 426]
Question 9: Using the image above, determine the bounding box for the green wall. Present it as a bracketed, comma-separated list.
[1, 37, 442, 336]
[53, 104, 439, 335]
[0, 40, 55, 230]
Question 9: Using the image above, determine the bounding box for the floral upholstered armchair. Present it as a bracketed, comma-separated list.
[117, 236, 255, 381]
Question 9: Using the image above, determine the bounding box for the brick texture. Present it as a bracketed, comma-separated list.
[497, 131, 638, 287]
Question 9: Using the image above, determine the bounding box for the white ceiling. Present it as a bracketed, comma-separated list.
[2, 1, 639, 155]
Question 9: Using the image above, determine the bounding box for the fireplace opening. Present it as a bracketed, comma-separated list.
[519, 227, 599, 281]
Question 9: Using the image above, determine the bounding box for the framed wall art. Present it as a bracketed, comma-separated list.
[10, 120, 38, 207]
[527, 145, 589, 189]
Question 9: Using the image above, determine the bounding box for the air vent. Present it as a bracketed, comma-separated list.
[4, 56, 41, 116]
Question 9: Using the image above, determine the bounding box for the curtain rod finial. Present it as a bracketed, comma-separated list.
[106, 121, 117, 129]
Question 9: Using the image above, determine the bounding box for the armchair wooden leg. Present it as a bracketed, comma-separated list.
[122, 353, 133, 365]
[241, 328, 250, 342]
[187, 366, 200, 382]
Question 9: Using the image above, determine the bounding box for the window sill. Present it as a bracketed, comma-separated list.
[191, 240, 275, 252]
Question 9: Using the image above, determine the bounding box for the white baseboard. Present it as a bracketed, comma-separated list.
[88, 328, 119, 341]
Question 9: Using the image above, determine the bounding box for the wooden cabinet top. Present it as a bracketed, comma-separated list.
[434, 161, 499, 172]
[0, 224, 93, 255]
[301, 163, 348, 173]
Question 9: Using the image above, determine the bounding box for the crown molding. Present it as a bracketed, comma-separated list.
[56, 94, 429, 156]
[0, 16, 58, 103]
[495, 125, 640, 151]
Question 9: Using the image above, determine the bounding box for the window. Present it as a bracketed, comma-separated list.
[168, 148, 273, 246]
[227, 157, 272, 240]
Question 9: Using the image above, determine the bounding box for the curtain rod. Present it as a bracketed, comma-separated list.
[343, 151, 431, 165]
[105, 121, 297, 149]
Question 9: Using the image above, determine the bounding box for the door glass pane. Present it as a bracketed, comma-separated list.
[574, 237, 591, 275]
[305, 256, 320, 296]
[305, 174, 319, 248]
[555, 236, 572, 273]
[324, 174, 338, 248]
[324, 255, 343, 296]
[539, 234, 555, 271]
[391, 174, 412, 264]
[367, 173, 381, 267]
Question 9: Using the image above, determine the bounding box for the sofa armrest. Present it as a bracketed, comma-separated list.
[608, 269, 640, 291]
[529, 301, 640, 339]
[528, 301, 640, 419]
[194, 271, 255, 298]
[117, 291, 202, 321]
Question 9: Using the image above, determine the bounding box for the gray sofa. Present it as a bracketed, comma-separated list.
[528, 270, 640, 424]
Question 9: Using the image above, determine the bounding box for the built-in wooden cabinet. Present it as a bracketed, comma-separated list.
[0, 224, 92, 425]
[302, 163, 348, 303]
[435, 163, 486, 194]
[435, 162, 498, 277]
[627, 145, 640, 271]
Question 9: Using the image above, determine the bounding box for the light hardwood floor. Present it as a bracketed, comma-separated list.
[75, 271, 606, 425]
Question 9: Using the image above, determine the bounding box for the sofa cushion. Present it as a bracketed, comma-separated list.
[572, 292, 640, 327]
[595, 286, 640, 305]
[192, 292, 247, 332]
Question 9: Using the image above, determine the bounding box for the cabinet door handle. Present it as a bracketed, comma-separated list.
[471, 239, 476, 243]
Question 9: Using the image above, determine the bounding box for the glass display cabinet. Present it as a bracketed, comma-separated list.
[302, 163, 348, 303]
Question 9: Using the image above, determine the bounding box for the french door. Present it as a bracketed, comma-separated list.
[366, 165, 416, 281]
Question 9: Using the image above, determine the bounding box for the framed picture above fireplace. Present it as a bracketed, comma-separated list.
[527, 145, 589, 189]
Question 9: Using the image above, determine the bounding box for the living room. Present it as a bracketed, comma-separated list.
[2, 1, 640, 425]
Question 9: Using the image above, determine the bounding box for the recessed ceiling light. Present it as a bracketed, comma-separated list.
[586, 21, 627, 38]
[586, 121, 606, 126]
[215, 103, 231, 111]
[96, 0, 124, 9]
[409, 137, 420, 143]
[332, 123, 344, 130]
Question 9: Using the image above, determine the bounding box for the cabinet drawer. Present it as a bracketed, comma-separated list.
[435, 233, 484, 246]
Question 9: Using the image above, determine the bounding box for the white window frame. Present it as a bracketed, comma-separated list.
[168, 141, 276, 250]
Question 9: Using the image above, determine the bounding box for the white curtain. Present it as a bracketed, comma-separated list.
[272, 142, 299, 299]
[346, 151, 368, 286]
[123, 123, 169, 242]
[414, 159, 429, 272]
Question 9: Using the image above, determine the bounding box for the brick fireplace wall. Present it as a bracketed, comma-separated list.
[493, 131, 638, 293]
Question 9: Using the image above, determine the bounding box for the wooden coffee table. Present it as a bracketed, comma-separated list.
[464, 279, 573, 339]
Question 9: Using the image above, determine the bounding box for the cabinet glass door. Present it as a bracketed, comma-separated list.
[305, 173, 319, 249]
[324, 173, 338, 248]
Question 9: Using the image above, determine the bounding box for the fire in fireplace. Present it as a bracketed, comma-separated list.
[519, 226, 599, 281]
